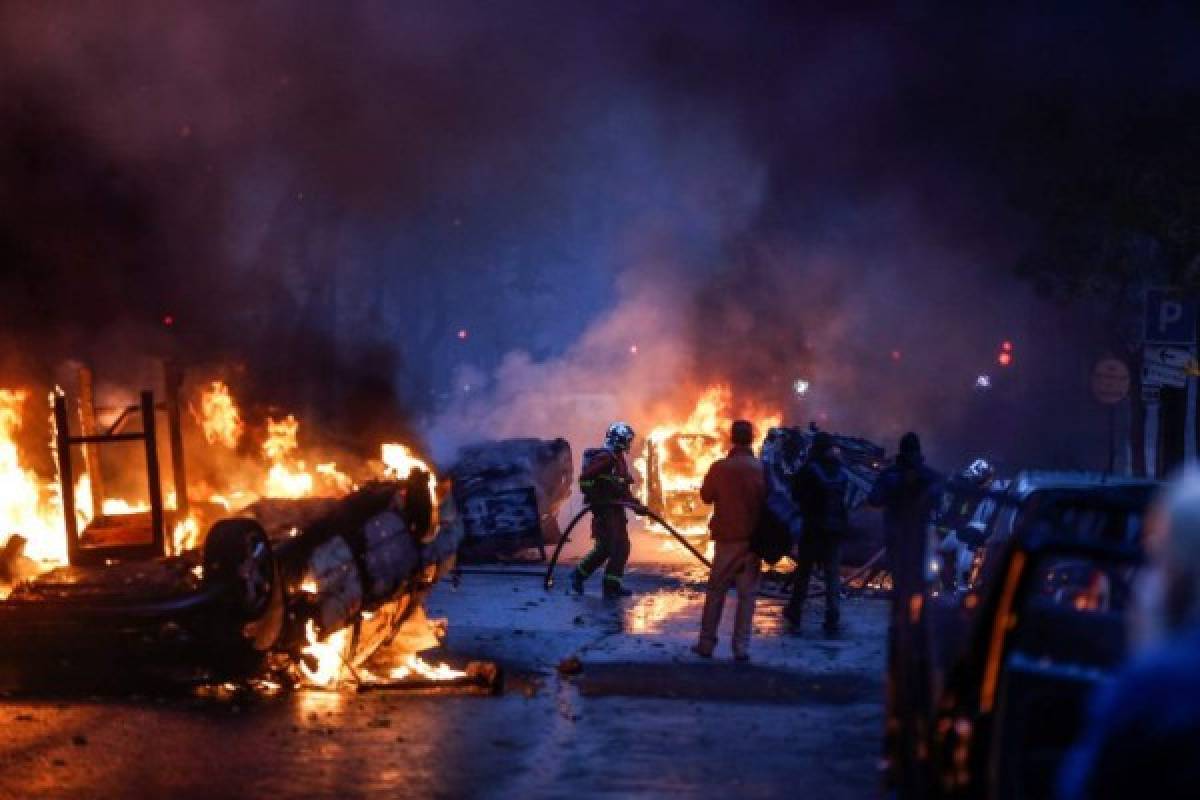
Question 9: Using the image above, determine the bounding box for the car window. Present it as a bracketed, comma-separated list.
[1008, 555, 1137, 667]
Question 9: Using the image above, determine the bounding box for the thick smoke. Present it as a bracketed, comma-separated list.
[3, 3, 1197, 474]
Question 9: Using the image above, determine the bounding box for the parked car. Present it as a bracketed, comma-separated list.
[889, 472, 1158, 799]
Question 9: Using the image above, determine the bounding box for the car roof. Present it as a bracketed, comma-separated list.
[1007, 470, 1160, 499]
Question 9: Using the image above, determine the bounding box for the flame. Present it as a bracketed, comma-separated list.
[262, 415, 300, 463]
[1, 377, 434, 581]
[315, 462, 356, 495]
[261, 416, 360, 498]
[262, 415, 314, 498]
[383, 655, 467, 682]
[299, 619, 351, 688]
[381, 443, 437, 495]
[0, 389, 67, 565]
[193, 381, 244, 449]
[172, 515, 200, 554]
[636, 385, 781, 537]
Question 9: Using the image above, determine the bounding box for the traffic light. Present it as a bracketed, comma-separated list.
[997, 340, 1013, 367]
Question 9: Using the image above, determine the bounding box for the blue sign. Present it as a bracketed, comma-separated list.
[1145, 289, 1197, 346]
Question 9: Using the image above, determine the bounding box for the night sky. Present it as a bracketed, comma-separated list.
[2, 2, 1199, 470]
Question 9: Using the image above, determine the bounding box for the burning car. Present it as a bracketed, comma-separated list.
[637, 386, 781, 538]
[0, 378, 461, 689]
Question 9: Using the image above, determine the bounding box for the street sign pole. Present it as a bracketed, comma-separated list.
[1144, 288, 1199, 477]
[1108, 404, 1117, 474]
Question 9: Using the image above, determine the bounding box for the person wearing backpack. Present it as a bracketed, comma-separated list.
[691, 419, 767, 662]
[784, 432, 850, 636]
[571, 422, 642, 599]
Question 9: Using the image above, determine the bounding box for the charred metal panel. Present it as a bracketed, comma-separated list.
[360, 510, 419, 602]
[450, 438, 572, 562]
[306, 535, 362, 635]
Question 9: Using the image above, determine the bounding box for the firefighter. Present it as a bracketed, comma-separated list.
[571, 422, 640, 598]
[936, 458, 996, 590]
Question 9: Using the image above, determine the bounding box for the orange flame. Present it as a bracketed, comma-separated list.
[636, 385, 781, 537]
[193, 381, 244, 449]
[0, 389, 68, 565]
[263, 415, 314, 498]
[299, 618, 351, 688]
[381, 443, 437, 495]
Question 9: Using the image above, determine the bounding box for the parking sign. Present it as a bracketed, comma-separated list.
[1145, 288, 1197, 346]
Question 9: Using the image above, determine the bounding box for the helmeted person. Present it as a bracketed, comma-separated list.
[571, 422, 641, 598]
[936, 458, 996, 591]
[785, 431, 851, 636]
[693, 419, 767, 661]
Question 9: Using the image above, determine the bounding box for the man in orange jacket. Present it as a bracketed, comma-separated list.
[692, 420, 766, 661]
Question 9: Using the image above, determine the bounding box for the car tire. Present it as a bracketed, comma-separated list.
[203, 519, 285, 657]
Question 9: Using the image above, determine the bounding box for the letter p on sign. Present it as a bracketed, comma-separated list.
[1146, 289, 1197, 346]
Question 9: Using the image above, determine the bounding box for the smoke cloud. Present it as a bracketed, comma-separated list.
[2, 2, 1197, 474]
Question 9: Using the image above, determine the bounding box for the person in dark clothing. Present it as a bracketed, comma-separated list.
[785, 432, 850, 635]
[868, 431, 943, 792]
[867, 431, 943, 581]
[572, 422, 641, 598]
[1057, 473, 1200, 800]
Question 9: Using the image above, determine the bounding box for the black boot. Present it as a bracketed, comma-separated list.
[602, 577, 632, 598]
[570, 569, 586, 595]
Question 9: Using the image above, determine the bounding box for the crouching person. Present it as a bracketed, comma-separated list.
[693, 420, 766, 662]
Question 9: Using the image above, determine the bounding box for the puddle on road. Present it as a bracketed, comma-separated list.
[622, 589, 699, 635]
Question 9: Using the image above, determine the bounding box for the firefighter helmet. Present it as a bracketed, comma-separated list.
[604, 422, 636, 452]
[961, 458, 995, 486]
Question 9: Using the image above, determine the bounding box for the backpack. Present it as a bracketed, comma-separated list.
[579, 448, 623, 504]
[751, 464, 797, 564]
[748, 460, 796, 566]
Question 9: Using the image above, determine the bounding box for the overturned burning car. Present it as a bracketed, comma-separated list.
[0, 386, 462, 689]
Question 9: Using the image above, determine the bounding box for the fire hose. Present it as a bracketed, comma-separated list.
[543, 501, 712, 590]
[543, 501, 890, 597]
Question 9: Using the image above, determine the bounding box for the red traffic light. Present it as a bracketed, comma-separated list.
[995, 339, 1014, 366]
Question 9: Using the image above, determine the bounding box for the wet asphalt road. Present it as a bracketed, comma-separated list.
[0, 551, 888, 799]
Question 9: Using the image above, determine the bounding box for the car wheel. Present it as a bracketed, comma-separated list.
[204, 519, 277, 621]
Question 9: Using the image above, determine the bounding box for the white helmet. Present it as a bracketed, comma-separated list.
[605, 422, 636, 452]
